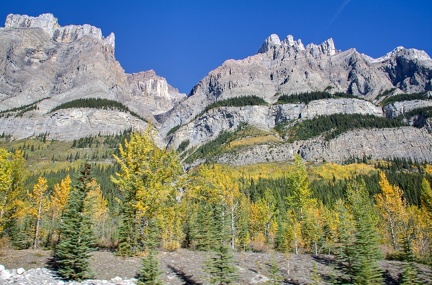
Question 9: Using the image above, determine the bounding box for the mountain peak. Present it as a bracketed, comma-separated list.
[258, 34, 336, 57]
[4, 13, 115, 51]
[257, 34, 281, 53]
[371, 46, 432, 63]
[5, 13, 60, 36]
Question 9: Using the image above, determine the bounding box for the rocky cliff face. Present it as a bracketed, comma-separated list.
[1, 14, 432, 165]
[0, 14, 184, 140]
[159, 34, 432, 132]
[216, 127, 432, 166]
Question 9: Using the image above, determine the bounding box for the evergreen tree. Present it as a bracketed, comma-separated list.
[267, 253, 283, 285]
[347, 180, 383, 285]
[53, 163, 95, 281]
[205, 205, 237, 285]
[138, 249, 163, 285]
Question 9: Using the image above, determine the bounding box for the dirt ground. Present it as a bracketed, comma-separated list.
[1, 248, 431, 284]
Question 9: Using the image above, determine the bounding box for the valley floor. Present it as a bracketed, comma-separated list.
[1, 248, 431, 284]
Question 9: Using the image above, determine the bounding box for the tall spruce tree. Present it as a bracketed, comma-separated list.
[346, 180, 383, 285]
[53, 163, 95, 281]
[205, 205, 237, 285]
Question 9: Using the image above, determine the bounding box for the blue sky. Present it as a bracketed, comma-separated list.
[1, 0, 431, 94]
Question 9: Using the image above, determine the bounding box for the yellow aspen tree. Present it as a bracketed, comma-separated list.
[27, 176, 49, 249]
[0, 148, 12, 228]
[51, 175, 72, 220]
[0, 149, 27, 232]
[111, 128, 183, 255]
[375, 172, 407, 251]
[286, 155, 317, 254]
[158, 203, 184, 251]
[407, 205, 431, 259]
[420, 178, 432, 216]
[85, 180, 109, 247]
[303, 202, 325, 254]
[184, 164, 242, 250]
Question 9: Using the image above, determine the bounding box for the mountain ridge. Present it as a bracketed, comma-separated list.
[1, 13, 432, 165]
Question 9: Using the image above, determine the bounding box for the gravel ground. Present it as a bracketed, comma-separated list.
[1, 248, 431, 284]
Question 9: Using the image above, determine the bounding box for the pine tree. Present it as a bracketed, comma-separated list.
[347, 180, 383, 285]
[138, 249, 163, 285]
[205, 205, 237, 285]
[53, 163, 95, 281]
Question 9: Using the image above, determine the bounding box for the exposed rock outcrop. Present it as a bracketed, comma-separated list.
[160, 34, 432, 134]
[216, 127, 432, 165]
[167, 98, 383, 150]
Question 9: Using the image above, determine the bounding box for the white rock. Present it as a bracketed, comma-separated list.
[16, 267, 25, 274]
[0, 268, 12, 280]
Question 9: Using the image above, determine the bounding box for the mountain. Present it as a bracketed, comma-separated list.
[1, 14, 432, 165]
[0, 13, 185, 140]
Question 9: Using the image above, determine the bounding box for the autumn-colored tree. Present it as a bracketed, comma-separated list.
[49, 175, 72, 245]
[249, 188, 277, 250]
[420, 178, 432, 216]
[0, 149, 27, 247]
[285, 155, 317, 254]
[375, 172, 407, 251]
[111, 128, 183, 256]
[27, 177, 49, 249]
[85, 180, 110, 247]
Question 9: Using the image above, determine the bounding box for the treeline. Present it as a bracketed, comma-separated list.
[380, 92, 429, 106]
[0, 97, 47, 118]
[285, 113, 406, 142]
[50, 98, 147, 122]
[276, 91, 358, 104]
[196, 95, 267, 119]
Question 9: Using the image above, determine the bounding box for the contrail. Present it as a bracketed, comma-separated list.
[328, 0, 352, 29]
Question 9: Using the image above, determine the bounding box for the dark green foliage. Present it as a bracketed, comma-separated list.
[52, 163, 95, 281]
[137, 249, 163, 285]
[403, 106, 432, 128]
[167, 124, 181, 136]
[205, 206, 237, 285]
[285, 113, 405, 142]
[177, 139, 190, 153]
[185, 123, 263, 163]
[50, 98, 147, 122]
[198, 95, 267, 117]
[347, 180, 383, 285]
[380, 92, 428, 106]
[0, 97, 48, 117]
[276, 91, 358, 105]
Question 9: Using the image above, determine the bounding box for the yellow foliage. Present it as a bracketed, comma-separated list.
[375, 172, 407, 251]
[50, 175, 71, 220]
[311, 162, 374, 181]
[228, 135, 281, 148]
